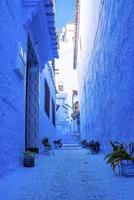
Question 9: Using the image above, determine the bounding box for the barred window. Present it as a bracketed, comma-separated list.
[52, 98, 55, 126]
[45, 80, 50, 118]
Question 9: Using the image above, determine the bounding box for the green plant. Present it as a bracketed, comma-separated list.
[42, 137, 51, 148]
[57, 139, 62, 147]
[54, 139, 63, 148]
[105, 141, 134, 171]
[87, 140, 101, 153]
[81, 140, 86, 145]
[24, 150, 35, 158]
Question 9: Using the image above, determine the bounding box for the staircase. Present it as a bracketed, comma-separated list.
[55, 132, 81, 150]
[61, 143, 82, 150]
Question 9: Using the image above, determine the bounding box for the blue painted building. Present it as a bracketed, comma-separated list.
[0, 0, 58, 176]
[74, 0, 134, 151]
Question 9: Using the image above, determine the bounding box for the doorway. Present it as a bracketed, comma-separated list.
[25, 37, 39, 153]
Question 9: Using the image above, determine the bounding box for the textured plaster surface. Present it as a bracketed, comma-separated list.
[0, 148, 134, 200]
[0, 0, 26, 176]
[78, 0, 134, 151]
[0, 1, 56, 176]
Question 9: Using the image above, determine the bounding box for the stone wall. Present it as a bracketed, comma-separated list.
[39, 64, 56, 147]
[0, 0, 26, 176]
[78, 0, 134, 151]
[0, 0, 56, 176]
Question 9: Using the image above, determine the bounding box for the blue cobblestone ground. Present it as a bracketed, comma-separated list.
[0, 147, 134, 200]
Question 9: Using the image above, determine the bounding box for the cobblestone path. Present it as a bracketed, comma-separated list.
[0, 146, 134, 200]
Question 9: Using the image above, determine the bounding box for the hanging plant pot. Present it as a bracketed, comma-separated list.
[120, 160, 134, 176]
[23, 151, 35, 167]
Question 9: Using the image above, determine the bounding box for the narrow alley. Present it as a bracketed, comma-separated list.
[1, 0, 134, 199]
[0, 138, 134, 200]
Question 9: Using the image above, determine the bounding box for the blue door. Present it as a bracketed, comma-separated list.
[25, 37, 39, 153]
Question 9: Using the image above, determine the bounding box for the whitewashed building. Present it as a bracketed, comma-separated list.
[56, 92, 70, 136]
[55, 23, 78, 113]
[55, 23, 78, 137]
[71, 90, 80, 136]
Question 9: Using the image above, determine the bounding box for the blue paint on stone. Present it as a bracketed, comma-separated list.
[78, 1, 134, 151]
[0, 0, 57, 176]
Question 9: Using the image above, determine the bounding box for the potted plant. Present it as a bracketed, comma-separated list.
[87, 140, 100, 154]
[42, 137, 51, 155]
[54, 139, 63, 149]
[105, 141, 134, 176]
[120, 159, 134, 176]
[54, 140, 59, 149]
[57, 139, 63, 148]
[80, 140, 87, 148]
[54, 139, 62, 149]
[23, 151, 35, 167]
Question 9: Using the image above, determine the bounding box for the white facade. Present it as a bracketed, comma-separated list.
[55, 23, 78, 114]
[56, 92, 70, 136]
[56, 93, 69, 122]
[55, 23, 79, 138]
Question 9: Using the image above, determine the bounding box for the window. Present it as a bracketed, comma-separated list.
[45, 79, 50, 118]
[58, 81, 64, 91]
[52, 98, 56, 127]
[58, 84, 63, 91]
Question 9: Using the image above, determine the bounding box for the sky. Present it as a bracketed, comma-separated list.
[55, 0, 75, 31]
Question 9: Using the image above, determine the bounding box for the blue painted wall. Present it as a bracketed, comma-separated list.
[0, 0, 26, 176]
[0, 1, 56, 176]
[78, 0, 134, 151]
[39, 65, 56, 149]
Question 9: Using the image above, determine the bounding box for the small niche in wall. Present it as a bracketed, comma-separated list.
[14, 42, 26, 79]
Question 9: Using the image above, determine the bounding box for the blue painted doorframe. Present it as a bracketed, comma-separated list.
[25, 37, 39, 153]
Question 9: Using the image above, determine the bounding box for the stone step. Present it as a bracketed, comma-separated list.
[60, 143, 82, 150]
[60, 147, 82, 150]
[62, 143, 80, 147]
